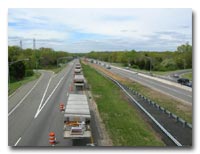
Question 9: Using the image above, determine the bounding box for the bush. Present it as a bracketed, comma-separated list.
[131, 64, 139, 69]
[25, 69, 34, 77]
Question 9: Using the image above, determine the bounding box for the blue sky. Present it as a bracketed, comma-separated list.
[8, 8, 192, 52]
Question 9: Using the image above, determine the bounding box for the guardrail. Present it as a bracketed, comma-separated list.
[125, 86, 192, 129]
[95, 70, 185, 146]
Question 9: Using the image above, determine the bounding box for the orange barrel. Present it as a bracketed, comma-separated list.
[60, 103, 64, 111]
[49, 132, 55, 145]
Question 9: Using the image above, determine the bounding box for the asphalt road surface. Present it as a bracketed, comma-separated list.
[106, 66, 192, 104]
[8, 60, 94, 146]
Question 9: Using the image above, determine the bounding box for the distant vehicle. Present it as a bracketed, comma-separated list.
[125, 67, 130, 70]
[186, 81, 192, 87]
[177, 78, 189, 85]
[173, 74, 179, 78]
[106, 65, 111, 69]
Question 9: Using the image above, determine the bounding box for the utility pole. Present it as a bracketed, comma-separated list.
[33, 38, 37, 69]
[33, 38, 36, 50]
[20, 40, 22, 49]
[145, 56, 152, 75]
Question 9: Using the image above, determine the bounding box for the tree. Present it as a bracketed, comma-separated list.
[9, 61, 26, 82]
[176, 43, 192, 69]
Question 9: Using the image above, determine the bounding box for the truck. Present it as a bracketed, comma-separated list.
[74, 74, 85, 89]
[74, 68, 82, 74]
[63, 94, 91, 139]
[75, 63, 81, 69]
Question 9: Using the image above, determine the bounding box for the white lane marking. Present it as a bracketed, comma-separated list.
[8, 73, 44, 117]
[34, 70, 69, 119]
[14, 137, 21, 146]
[34, 77, 64, 119]
[34, 76, 53, 118]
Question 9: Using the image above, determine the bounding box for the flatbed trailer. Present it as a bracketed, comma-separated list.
[63, 94, 91, 139]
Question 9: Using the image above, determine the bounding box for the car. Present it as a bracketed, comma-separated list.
[177, 78, 189, 85]
[173, 74, 179, 78]
[106, 65, 111, 69]
[186, 81, 192, 87]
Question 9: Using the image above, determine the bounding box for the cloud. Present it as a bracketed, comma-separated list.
[8, 8, 192, 52]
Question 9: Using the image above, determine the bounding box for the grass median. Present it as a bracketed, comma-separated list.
[82, 63, 164, 146]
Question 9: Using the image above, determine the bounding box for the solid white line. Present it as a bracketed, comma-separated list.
[8, 73, 44, 117]
[34, 76, 52, 118]
[14, 137, 21, 146]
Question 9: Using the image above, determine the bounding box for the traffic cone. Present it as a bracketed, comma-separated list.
[60, 103, 64, 112]
[49, 132, 56, 146]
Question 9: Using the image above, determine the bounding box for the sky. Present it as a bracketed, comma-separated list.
[8, 8, 192, 53]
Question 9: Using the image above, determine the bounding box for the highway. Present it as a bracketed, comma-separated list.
[100, 64, 192, 104]
[8, 60, 93, 146]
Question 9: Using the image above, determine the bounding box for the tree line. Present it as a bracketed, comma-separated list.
[86, 43, 192, 72]
[8, 46, 71, 82]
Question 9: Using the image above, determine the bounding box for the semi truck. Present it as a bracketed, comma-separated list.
[63, 94, 91, 139]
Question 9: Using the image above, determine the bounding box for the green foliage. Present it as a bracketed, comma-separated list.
[159, 58, 177, 71]
[9, 61, 26, 82]
[25, 69, 34, 77]
[8, 46, 70, 82]
[87, 43, 192, 71]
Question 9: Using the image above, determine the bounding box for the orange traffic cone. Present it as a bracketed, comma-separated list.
[49, 132, 56, 146]
[60, 103, 64, 111]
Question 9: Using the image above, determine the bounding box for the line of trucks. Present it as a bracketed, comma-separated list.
[63, 62, 92, 139]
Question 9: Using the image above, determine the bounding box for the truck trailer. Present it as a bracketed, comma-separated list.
[63, 94, 91, 139]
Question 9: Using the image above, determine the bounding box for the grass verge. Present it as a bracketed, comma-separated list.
[181, 73, 193, 80]
[85, 62, 192, 124]
[82, 63, 164, 146]
[8, 72, 41, 96]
